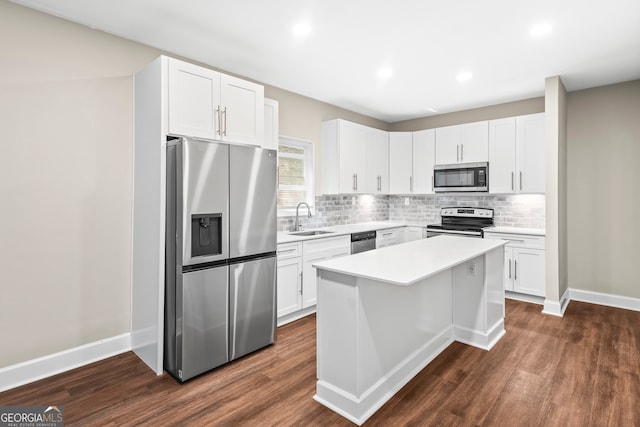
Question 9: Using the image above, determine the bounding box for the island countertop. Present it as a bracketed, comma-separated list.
[313, 235, 506, 286]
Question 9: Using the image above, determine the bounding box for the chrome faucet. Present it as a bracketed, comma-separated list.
[294, 202, 312, 231]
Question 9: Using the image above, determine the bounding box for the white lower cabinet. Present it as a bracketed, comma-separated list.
[376, 227, 404, 248]
[484, 232, 545, 297]
[276, 242, 302, 318]
[302, 236, 351, 308]
[404, 226, 426, 242]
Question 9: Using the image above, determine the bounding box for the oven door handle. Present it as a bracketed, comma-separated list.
[426, 229, 482, 237]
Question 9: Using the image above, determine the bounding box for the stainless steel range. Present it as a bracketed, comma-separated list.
[426, 207, 494, 238]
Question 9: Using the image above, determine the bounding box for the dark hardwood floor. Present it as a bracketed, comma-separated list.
[2, 299, 639, 426]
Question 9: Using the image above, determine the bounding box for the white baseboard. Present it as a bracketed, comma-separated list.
[505, 291, 544, 305]
[542, 288, 570, 317]
[569, 288, 640, 312]
[0, 333, 131, 392]
[277, 306, 316, 327]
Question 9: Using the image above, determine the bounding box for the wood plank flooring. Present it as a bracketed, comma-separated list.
[2, 299, 639, 426]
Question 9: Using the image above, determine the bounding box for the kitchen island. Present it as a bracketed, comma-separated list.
[312, 235, 507, 425]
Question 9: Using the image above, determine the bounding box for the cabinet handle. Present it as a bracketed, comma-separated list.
[514, 260, 517, 280]
[507, 239, 526, 244]
[278, 248, 297, 254]
[410, 176, 413, 192]
[461, 144, 464, 162]
[353, 174, 357, 191]
[511, 172, 514, 191]
[520, 171, 523, 191]
[223, 107, 228, 136]
[382, 232, 392, 237]
[356, 173, 358, 190]
[216, 106, 222, 136]
[299, 271, 303, 295]
[508, 259, 512, 279]
[456, 144, 459, 162]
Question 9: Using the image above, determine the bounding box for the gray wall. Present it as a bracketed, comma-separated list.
[567, 80, 640, 298]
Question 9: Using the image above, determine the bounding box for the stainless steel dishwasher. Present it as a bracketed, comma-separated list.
[350, 231, 377, 254]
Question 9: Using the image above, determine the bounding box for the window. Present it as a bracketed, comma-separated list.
[277, 137, 314, 215]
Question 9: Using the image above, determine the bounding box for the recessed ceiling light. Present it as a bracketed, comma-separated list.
[292, 21, 312, 37]
[530, 22, 552, 38]
[377, 67, 393, 79]
[456, 71, 472, 82]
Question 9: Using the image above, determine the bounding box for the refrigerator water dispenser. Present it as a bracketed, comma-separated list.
[191, 213, 222, 257]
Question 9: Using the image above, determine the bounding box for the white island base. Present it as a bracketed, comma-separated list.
[313, 236, 506, 425]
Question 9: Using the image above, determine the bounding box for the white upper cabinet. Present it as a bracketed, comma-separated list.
[389, 132, 413, 194]
[434, 125, 460, 164]
[489, 117, 517, 193]
[489, 113, 545, 194]
[263, 98, 279, 150]
[365, 127, 389, 194]
[220, 74, 264, 145]
[323, 119, 367, 194]
[168, 59, 220, 139]
[435, 121, 488, 164]
[412, 129, 435, 194]
[516, 113, 545, 193]
[385, 130, 434, 195]
[167, 57, 264, 145]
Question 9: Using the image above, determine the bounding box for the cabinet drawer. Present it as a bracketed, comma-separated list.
[484, 232, 545, 249]
[303, 235, 351, 257]
[277, 242, 302, 260]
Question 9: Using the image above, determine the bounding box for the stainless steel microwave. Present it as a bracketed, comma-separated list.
[433, 162, 488, 192]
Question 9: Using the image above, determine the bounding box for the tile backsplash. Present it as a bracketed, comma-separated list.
[278, 194, 545, 231]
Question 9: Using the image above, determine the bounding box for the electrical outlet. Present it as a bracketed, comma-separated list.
[468, 262, 476, 276]
[404, 197, 410, 206]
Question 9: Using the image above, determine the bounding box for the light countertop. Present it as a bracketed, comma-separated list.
[313, 235, 506, 286]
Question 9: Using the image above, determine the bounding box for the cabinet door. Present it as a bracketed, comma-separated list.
[220, 74, 264, 146]
[404, 226, 424, 242]
[168, 59, 220, 139]
[489, 118, 517, 194]
[412, 129, 435, 193]
[277, 257, 302, 317]
[338, 121, 367, 193]
[435, 125, 460, 164]
[459, 121, 489, 163]
[263, 98, 279, 150]
[513, 247, 545, 297]
[516, 113, 545, 193]
[302, 254, 323, 308]
[389, 132, 413, 193]
[365, 127, 389, 193]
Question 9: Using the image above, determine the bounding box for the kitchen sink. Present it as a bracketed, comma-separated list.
[289, 230, 335, 236]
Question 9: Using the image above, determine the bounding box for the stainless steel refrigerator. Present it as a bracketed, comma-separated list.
[164, 137, 277, 382]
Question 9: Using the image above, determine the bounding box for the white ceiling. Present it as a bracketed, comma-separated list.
[10, 0, 640, 122]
